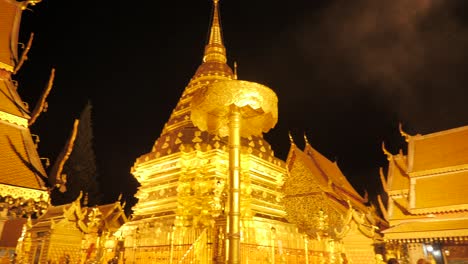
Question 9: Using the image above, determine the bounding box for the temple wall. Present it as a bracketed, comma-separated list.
[118, 216, 354, 264]
[342, 228, 377, 263]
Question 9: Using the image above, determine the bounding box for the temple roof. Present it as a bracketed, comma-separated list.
[0, 0, 49, 196]
[285, 140, 367, 209]
[383, 219, 468, 241]
[0, 77, 29, 120]
[284, 142, 328, 196]
[408, 125, 468, 175]
[0, 122, 46, 189]
[0, 0, 21, 72]
[387, 154, 409, 192]
[32, 199, 127, 233]
[412, 170, 468, 214]
[0, 76, 46, 190]
[284, 141, 381, 239]
[303, 142, 366, 205]
[383, 125, 468, 235]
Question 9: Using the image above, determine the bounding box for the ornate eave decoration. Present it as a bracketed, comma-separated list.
[408, 165, 468, 177]
[0, 110, 28, 127]
[0, 61, 14, 72]
[0, 183, 49, 217]
[409, 204, 468, 215]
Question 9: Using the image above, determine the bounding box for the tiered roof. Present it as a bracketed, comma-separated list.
[382, 125, 468, 242]
[0, 0, 49, 216]
[284, 136, 379, 239]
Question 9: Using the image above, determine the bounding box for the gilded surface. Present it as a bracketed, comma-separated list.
[408, 125, 468, 174]
[0, 111, 27, 127]
[382, 125, 468, 262]
[191, 80, 278, 138]
[120, 0, 384, 263]
[0, 184, 48, 218]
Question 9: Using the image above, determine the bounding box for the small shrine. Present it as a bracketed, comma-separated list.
[284, 135, 386, 263]
[16, 193, 127, 264]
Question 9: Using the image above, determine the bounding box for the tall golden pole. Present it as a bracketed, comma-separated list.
[228, 105, 241, 264]
[190, 79, 278, 264]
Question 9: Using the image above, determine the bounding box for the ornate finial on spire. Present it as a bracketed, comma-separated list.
[288, 131, 294, 144]
[304, 132, 310, 145]
[398, 122, 411, 142]
[203, 0, 227, 63]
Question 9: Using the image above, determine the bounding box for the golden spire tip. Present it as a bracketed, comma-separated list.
[288, 131, 294, 144]
[303, 132, 309, 145]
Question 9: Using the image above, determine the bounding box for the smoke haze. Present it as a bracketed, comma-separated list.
[290, 0, 468, 132]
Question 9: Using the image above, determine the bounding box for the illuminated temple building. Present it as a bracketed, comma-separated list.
[1, 1, 126, 263]
[380, 125, 468, 263]
[15, 194, 127, 264]
[284, 136, 386, 263]
[119, 1, 382, 263]
[3, 0, 468, 264]
[0, 0, 50, 261]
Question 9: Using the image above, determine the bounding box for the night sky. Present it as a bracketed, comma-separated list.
[15, 0, 468, 209]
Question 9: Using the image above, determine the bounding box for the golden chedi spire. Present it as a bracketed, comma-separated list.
[142, 0, 277, 168]
[203, 0, 226, 63]
[193, 0, 233, 79]
[131, 0, 284, 225]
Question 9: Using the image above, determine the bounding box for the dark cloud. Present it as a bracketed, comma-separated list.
[288, 0, 468, 131]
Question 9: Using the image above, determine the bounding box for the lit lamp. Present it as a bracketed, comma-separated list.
[191, 80, 278, 264]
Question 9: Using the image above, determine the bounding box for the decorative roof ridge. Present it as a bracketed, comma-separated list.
[303, 140, 366, 203]
[410, 124, 468, 140]
[409, 164, 468, 177]
[285, 131, 298, 170]
[303, 141, 336, 188]
[409, 204, 468, 215]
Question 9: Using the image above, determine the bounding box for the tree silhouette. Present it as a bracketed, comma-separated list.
[51, 101, 102, 206]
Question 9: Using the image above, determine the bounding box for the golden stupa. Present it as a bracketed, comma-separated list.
[121, 1, 303, 263]
[118, 1, 382, 263]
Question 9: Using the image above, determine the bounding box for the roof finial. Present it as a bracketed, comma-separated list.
[288, 131, 295, 144]
[398, 122, 411, 142]
[381, 141, 393, 161]
[304, 132, 310, 145]
[203, 0, 227, 63]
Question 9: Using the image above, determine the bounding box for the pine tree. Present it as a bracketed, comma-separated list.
[51, 101, 102, 206]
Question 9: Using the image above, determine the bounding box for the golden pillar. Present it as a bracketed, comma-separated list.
[228, 105, 241, 264]
[191, 79, 278, 264]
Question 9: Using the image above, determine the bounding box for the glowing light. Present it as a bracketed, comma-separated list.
[426, 245, 433, 252]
